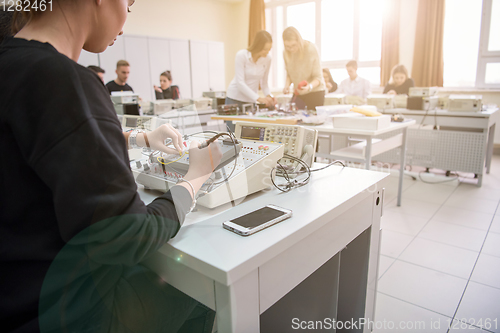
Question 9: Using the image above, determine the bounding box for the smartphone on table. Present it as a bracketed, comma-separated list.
[222, 204, 292, 236]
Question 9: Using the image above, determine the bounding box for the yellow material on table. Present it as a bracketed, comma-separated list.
[350, 106, 382, 117]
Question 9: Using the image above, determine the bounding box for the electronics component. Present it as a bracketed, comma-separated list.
[218, 104, 241, 115]
[438, 96, 448, 110]
[203, 91, 226, 109]
[409, 86, 438, 97]
[173, 99, 193, 109]
[192, 97, 213, 111]
[407, 96, 439, 110]
[344, 95, 366, 106]
[276, 94, 293, 105]
[119, 115, 172, 131]
[234, 122, 318, 168]
[151, 100, 174, 115]
[393, 95, 408, 108]
[448, 94, 482, 112]
[324, 93, 347, 105]
[391, 114, 405, 122]
[222, 205, 292, 236]
[366, 94, 395, 110]
[111, 92, 140, 115]
[131, 133, 284, 208]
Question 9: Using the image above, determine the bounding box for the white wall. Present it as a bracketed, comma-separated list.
[122, 0, 250, 89]
[399, 0, 419, 75]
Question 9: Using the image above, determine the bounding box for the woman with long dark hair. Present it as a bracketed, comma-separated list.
[225, 30, 276, 110]
[154, 70, 181, 100]
[0, 1, 220, 332]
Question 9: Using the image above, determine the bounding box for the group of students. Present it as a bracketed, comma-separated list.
[227, 27, 415, 111]
[88, 60, 181, 100]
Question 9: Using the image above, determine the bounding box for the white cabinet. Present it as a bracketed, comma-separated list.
[124, 36, 152, 101]
[190, 40, 226, 98]
[95, 35, 221, 101]
[190, 41, 210, 99]
[169, 39, 192, 99]
[148, 37, 171, 100]
[208, 42, 226, 92]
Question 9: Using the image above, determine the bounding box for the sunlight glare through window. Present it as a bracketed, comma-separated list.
[321, 0, 353, 61]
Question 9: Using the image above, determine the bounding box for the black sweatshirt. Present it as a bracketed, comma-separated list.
[0, 37, 191, 333]
[383, 78, 415, 95]
[155, 85, 180, 100]
[105, 80, 134, 94]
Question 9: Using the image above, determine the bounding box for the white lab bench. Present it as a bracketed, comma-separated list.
[137, 164, 388, 333]
[158, 109, 225, 134]
[310, 120, 415, 206]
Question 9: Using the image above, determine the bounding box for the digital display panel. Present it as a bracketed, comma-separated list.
[240, 126, 265, 141]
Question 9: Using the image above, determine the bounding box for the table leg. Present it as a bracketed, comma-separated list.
[365, 137, 372, 170]
[397, 128, 408, 207]
[214, 269, 260, 333]
[486, 123, 495, 174]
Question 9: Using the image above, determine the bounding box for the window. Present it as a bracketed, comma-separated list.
[443, 0, 482, 87]
[265, 0, 385, 89]
[443, 0, 500, 88]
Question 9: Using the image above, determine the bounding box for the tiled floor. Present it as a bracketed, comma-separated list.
[375, 156, 500, 333]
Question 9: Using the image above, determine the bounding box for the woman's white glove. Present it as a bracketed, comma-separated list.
[185, 140, 223, 182]
[140, 124, 184, 154]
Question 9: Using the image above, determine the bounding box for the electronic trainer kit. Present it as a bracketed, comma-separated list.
[130, 122, 343, 208]
[131, 132, 284, 208]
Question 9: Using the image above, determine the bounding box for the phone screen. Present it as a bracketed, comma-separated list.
[230, 206, 287, 229]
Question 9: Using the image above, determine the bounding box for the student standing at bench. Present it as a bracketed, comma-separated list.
[282, 26, 326, 110]
[225, 30, 276, 111]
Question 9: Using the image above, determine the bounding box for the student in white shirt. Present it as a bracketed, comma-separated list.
[225, 30, 276, 111]
[335, 60, 371, 99]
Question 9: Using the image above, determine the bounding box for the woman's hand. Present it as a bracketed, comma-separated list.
[265, 95, 277, 107]
[298, 84, 312, 95]
[138, 124, 183, 154]
[387, 90, 397, 95]
[283, 86, 290, 94]
[257, 97, 269, 105]
[184, 140, 223, 182]
[153, 85, 162, 93]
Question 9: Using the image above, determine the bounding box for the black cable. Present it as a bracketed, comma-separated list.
[418, 170, 459, 184]
[282, 154, 345, 174]
[419, 102, 431, 128]
[270, 155, 312, 192]
[183, 130, 219, 139]
[143, 131, 239, 188]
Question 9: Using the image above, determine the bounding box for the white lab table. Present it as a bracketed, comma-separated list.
[379, 108, 499, 186]
[308, 120, 415, 206]
[159, 109, 225, 134]
[137, 164, 388, 333]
